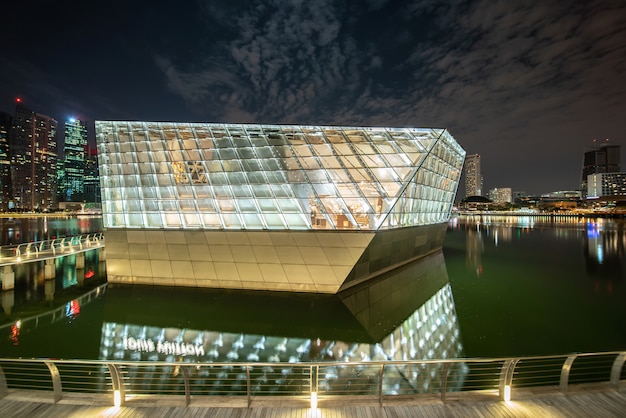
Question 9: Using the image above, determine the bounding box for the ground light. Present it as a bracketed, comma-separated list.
[310, 391, 317, 409]
[113, 390, 121, 407]
[504, 384, 511, 402]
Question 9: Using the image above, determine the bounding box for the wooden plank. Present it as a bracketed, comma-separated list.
[0, 387, 625, 417]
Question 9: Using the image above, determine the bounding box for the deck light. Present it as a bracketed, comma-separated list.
[310, 391, 317, 409]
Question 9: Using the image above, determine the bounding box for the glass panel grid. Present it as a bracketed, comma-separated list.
[95, 122, 465, 230]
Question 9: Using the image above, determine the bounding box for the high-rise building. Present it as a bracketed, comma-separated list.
[464, 154, 482, 197]
[60, 118, 88, 202]
[8, 102, 58, 211]
[0, 112, 12, 211]
[581, 140, 621, 197]
[488, 187, 512, 204]
[83, 145, 100, 204]
[587, 173, 626, 199]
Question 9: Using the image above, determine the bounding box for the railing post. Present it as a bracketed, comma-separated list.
[499, 359, 519, 401]
[44, 361, 62, 403]
[0, 364, 8, 398]
[560, 355, 577, 392]
[182, 366, 191, 406]
[441, 362, 450, 403]
[378, 363, 385, 406]
[310, 365, 318, 408]
[610, 353, 626, 387]
[246, 365, 251, 407]
[106, 363, 126, 406]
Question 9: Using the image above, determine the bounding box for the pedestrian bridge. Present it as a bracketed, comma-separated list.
[0, 233, 105, 291]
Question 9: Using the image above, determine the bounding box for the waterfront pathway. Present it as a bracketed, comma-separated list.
[0, 233, 104, 267]
[0, 383, 624, 417]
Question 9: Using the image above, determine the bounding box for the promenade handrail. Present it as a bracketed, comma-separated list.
[0, 351, 624, 408]
[0, 233, 105, 265]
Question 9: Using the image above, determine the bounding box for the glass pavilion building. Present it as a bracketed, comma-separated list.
[95, 122, 465, 293]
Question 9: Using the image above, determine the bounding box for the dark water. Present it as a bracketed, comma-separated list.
[0, 215, 624, 364]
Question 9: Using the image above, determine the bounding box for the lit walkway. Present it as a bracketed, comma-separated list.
[0, 233, 104, 267]
[1, 384, 624, 417]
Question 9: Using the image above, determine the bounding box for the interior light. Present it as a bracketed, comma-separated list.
[310, 391, 317, 409]
[114, 389, 121, 407]
[504, 384, 511, 402]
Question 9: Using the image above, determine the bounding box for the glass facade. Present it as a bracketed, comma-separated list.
[95, 122, 465, 231]
[61, 118, 88, 202]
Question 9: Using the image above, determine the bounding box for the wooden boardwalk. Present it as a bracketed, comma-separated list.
[0, 384, 624, 417]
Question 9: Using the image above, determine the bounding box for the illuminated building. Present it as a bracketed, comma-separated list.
[9, 102, 58, 211]
[0, 112, 11, 211]
[60, 118, 88, 202]
[581, 140, 620, 198]
[463, 154, 482, 197]
[83, 145, 101, 204]
[587, 172, 626, 199]
[488, 187, 512, 204]
[95, 121, 465, 293]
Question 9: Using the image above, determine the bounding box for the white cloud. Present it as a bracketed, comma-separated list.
[154, 0, 626, 193]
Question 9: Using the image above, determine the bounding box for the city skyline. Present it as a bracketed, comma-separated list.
[1, 1, 625, 195]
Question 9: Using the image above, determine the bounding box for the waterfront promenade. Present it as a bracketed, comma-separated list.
[0, 383, 625, 417]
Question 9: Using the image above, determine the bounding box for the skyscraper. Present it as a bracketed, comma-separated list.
[60, 118, 88, 202]
[0, 112, 12, 211]
[581, 140, 621, 198]
[83, 145, 100, 204]
[8, 102, 58, 211]
[464, 154, 482, 197]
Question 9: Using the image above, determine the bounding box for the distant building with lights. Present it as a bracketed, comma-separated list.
[0, 112, 12, 211]
[581, 140, 620, 198]
[464, 154, 482, 197]
[488, 187, 512, 204]
[96, 121, 465, 293]
[587, 173, 626, 200]
[8, 103, 58, 211]
[83, 145, 100, 205]
[59, 118, 88, 202]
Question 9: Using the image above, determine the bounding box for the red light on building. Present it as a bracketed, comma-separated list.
[15, 97, 22, 103]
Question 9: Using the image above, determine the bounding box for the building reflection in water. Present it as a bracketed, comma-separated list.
[465, 224, 483, 276]
[0, 248, 105, 316]
[583, 219, 624, 291]
[453, 214, 625, 293]
[99, 251, 465, 395]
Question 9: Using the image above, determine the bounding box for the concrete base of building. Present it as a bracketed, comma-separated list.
[103, 223, 448, 294]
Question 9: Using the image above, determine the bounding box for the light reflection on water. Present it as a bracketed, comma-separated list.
[1, 215, 625, 366]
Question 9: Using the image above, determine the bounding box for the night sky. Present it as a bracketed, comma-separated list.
[1, 0, 625, 195]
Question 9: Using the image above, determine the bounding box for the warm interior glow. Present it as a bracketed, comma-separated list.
[504, 384, 511, 402]
[113, 389, 121, 407]
[310, 391, 317, 409]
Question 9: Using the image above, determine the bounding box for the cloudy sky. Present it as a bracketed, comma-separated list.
[1, 0, 625, 195]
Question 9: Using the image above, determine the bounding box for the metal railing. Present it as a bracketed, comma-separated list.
[0, 351, 624, 408]
[0, 233, 105, 266]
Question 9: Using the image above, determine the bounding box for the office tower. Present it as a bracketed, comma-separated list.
[60, 118, 88, 202]
[488, 187, 512, 204]
[83, 145, 100, 204]
[96, 121, 465, 293]
[8, 103, 58, 211]
[581, 140, 621, 197]
[0, 112, 12, 211]
[587, 173, 626, 199]
[464, 154, 482, 197]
